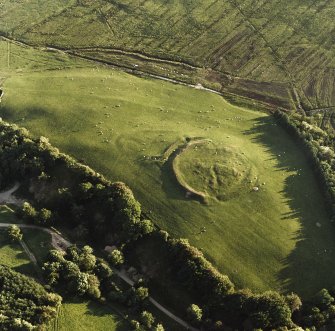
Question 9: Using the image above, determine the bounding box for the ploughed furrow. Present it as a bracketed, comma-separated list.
[207, 30, 252, 68]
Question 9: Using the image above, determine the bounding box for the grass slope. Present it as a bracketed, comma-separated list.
[0, 37, 91, 81]
[17, 223, 130, 331]
[48, 300, 127, 331]
[0, 0, 334, 110]
[1, 58, 334, 297]
[22, 228, 53, 267]
[0, 230, 35, 277]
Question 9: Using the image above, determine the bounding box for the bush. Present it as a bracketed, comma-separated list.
[154, 323, 165, 331]
[94, 258, 113, 280]
[7, 225, 22, 242]
[169, 238, 234, 304]
[245, 291, 292, 329]
[108, 249, 124, 266]
[187, 304, 203, 325]
[286, 293, 302, 313]
[130, 319, 141, 330]
[140, 310, 155, 328]
[313, 289, 334, 310]
[37, 208, 52, 225]
[19, 202, 37, 223]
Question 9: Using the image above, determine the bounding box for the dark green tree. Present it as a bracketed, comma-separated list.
[7, 225, 22, 242]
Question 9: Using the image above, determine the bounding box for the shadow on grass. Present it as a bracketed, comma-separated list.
[160, 149, 206, 204]
[0, 235, 36, 277]
[161, 159, 189, 201]
[13, 261, 36, 277]
[0, 104, 57, 123]
[63, 297, 128, 330]
[243, 116, 335, 298]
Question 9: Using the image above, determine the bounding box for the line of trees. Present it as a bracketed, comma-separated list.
[0, 121, 154, 246]
[274, 111, 335, 220]
[42, 245, 165, 331]
[1, 119, 335, 329]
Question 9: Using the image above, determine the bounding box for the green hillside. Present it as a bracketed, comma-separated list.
[1, 0, 335, 114]
[1, 41, 334, 296]
[1, 3, 335, 329]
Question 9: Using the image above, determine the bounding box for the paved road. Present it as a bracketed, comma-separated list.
[114, 268, 199, 331]
[0, 223, 71, 251]
[0, 223, 198, 331]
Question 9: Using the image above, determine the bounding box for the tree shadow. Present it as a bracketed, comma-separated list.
[85, 299, 129, 330]
[13, 261, 36, 278]
[243, 115, 335, 298]
[58, 297, 128, 330]
[0, 104, 57, 123]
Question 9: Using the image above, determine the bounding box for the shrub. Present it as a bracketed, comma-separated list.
[154, 323, 165, 331]
[108, 249, 124, 266]
[245, 291, 292, 329]
[140, 310, 155, 328]
[37, 208, 52, 225]
[286, 292, 302, 312]
[7, 225, 22, 242]
[313, 289, 334, 310]
[19, 202, 37, 223]
[187, 304, 203, 325]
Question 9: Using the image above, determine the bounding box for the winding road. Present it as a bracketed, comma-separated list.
[114, 268, 198, 331]
[0, 184, 198, 331]
[0, 222, 198, 331]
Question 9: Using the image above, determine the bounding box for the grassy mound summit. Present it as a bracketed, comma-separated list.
[177, 141, 257, 201]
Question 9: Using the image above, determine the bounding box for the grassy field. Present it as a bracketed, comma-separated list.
[0, 229, 35, 276]
[0, 205, 19, 223]
[0, 0, 335, 111]
[22, 228, 53, 266]
[49, 299, 184, 331]
[1, 51, 334, 298]
[0, 37, 91, 81]
[48, 300, 128, 331]
[0, 215, 128, 331]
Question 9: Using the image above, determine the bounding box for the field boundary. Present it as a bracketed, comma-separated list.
[0, 35, 292, 113]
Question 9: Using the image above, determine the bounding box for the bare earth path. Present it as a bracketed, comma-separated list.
[0, 222, 198, 331]
[19, 239, 38, 266]
[114, 268, 199, 331]
[0, 182, 198, 331]
[0, 182, 23, 205]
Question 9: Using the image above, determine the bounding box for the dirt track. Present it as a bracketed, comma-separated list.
[0, 182, 23, 205]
